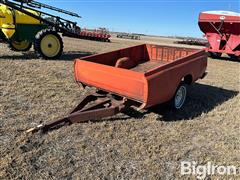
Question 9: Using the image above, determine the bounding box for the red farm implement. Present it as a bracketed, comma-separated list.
[79, 28, 111, 42]
[198, 11, 240, 61]
[175, 38, 208, 46]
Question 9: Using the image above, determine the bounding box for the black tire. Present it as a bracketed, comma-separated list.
[8, 40, 32, 52]
[228, 54, 240, 61]
[34, 29, 63, 59]
[208, 52, 222, 59]
[170, 82, 188, 110]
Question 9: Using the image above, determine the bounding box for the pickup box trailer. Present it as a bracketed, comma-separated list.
[27, 44, 207, 133]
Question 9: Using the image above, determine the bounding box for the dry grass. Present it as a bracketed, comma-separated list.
[0, 37, 239, 179]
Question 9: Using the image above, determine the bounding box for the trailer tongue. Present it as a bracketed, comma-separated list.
[27, 91, 131, 133]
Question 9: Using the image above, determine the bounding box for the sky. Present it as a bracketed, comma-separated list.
[42, 0, 240, 38]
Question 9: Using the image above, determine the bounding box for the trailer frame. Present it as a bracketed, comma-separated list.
[27, 91, 133, 133]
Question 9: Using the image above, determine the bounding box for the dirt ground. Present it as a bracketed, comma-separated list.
[0, 36, 239, 179]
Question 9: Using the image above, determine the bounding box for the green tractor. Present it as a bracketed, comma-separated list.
[0, 0, 80, 59]
[0, 4, 61, 58]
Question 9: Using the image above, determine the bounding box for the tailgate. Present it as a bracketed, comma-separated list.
[74, 60, 147, 102]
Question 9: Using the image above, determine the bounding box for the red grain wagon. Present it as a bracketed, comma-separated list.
[198, 11, 240, 60]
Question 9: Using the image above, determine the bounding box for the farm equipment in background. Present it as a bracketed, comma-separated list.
[0, 0, 111, 59]
[175, 37, 208, 46]
[198, 11, 240, 61]
[75, 27, 110, 42]
[117, 33, 141, 40]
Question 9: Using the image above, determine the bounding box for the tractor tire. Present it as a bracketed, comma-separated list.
[170, 82, 188, 110]
[208, 52, 222, 59]
[8, 40, 32, 52]
[34, 29, 63, 59]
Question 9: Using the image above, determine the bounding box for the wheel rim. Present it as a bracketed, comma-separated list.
[40, 34, 61, 58]
[175, 86, 187, 109]
[11, 40, 31, 51]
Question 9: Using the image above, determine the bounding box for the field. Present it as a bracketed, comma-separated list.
[0, 36, 239, 179]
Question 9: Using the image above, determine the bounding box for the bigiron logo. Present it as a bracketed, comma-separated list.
[181, 161, 239, 179]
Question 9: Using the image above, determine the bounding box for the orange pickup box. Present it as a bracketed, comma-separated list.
[74, 44, 207, 109]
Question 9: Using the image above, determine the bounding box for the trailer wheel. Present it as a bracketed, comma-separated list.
[171, 82, 187, 110]
[34, 29, 63, 59]
[208, 52, 222, 59]
[8, 40, 32, 52]
[228, 54, 240, 61]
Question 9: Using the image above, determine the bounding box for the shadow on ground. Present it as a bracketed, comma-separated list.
[211, 56, 240, 62]
[61, 51, 94, 60]
[0, 52, 37, 60]
[0, 51, 94, 61]
[122, 83, 238, 122]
